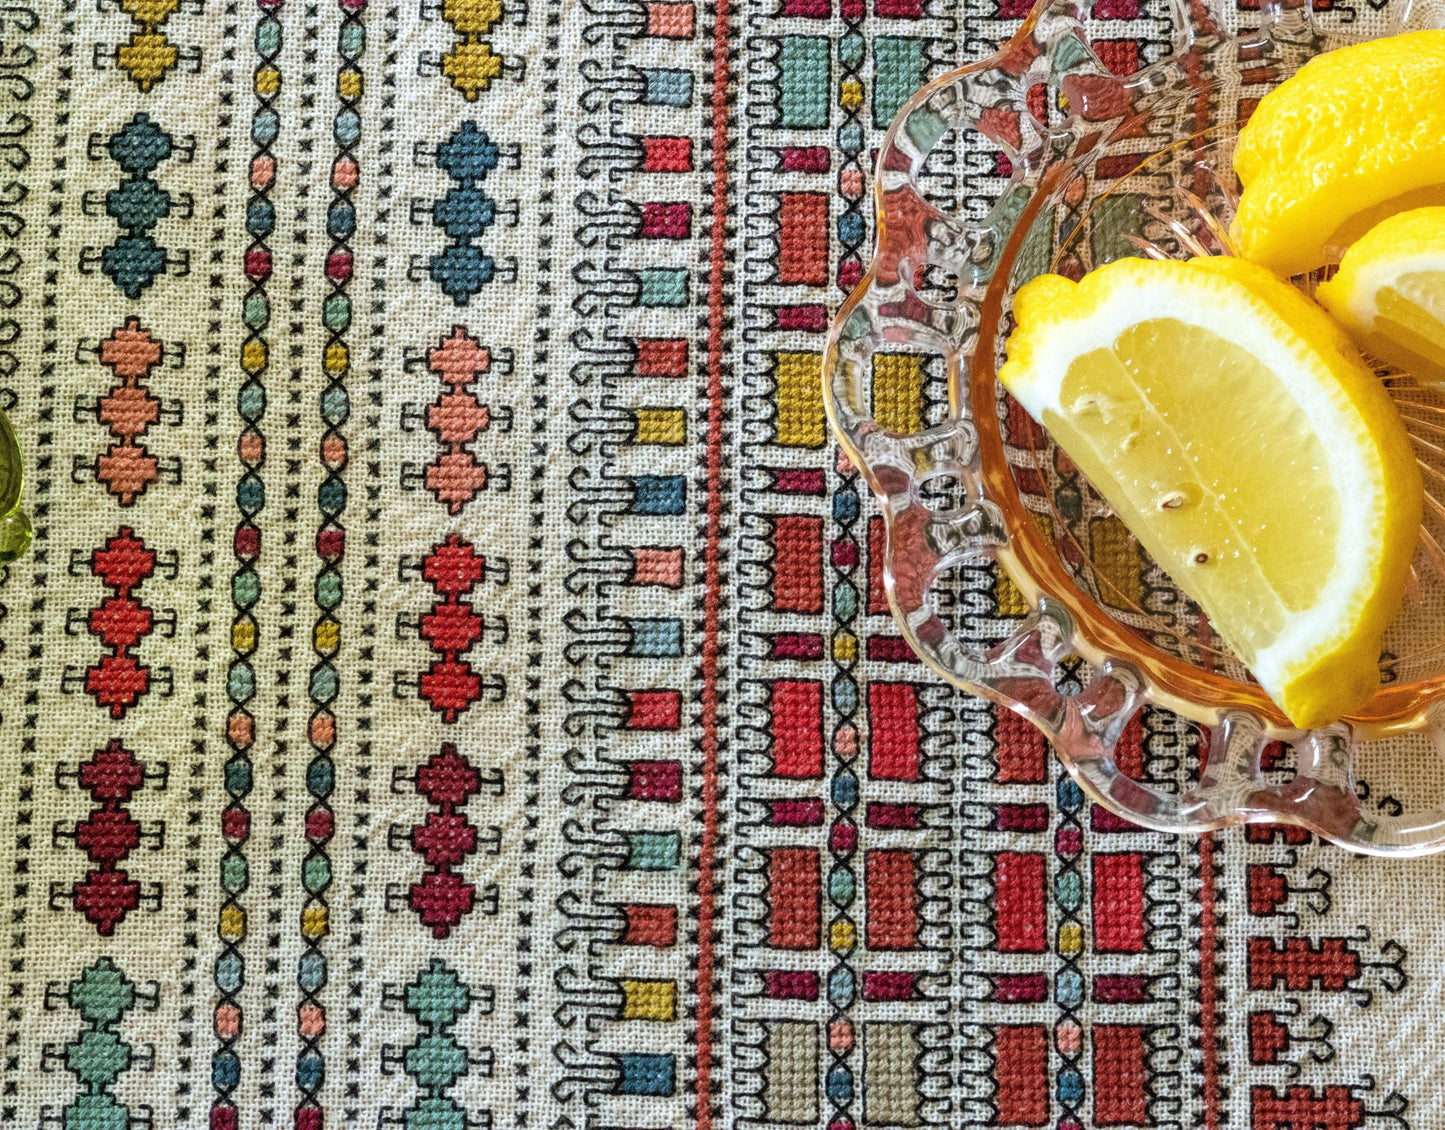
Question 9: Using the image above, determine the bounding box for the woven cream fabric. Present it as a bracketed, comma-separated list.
[0, 1, 1440, 1128]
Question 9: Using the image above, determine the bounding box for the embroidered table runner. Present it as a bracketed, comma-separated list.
[0, 1, 1437, 1127]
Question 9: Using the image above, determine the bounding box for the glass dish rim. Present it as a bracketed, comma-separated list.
[820, 0, 1445, 853]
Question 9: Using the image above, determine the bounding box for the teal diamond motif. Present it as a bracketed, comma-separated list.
[406, 1096, 468, 1130]
[102, 236, 166, 299]
[65, 1030, 131, 1090]
[68, 958, 135, 1028]
[63, 1092, 128, 1130]
[106, 178, 172, 233]
[405, 960, 470, 1029]
[405, 1032, 467, 1092]
[107, 113, 173, 176]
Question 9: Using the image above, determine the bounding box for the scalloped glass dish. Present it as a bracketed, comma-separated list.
[823, 0, 1445, 853]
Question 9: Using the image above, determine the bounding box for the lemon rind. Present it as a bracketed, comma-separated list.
[1232, 30, 1445, 276]
[1000, 257, 1420, 727]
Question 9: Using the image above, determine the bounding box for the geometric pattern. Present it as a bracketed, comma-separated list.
[0, 0, 1438, 1127]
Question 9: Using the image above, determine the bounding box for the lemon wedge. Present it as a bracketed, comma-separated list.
[1000, 256, 1422, 728]
[1316, 207, 1445, 386]
[1232, 29, 1445, 276]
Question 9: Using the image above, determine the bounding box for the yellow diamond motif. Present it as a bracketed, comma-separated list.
[301, 904, 328, 939]
[120, 0, 179, 26]
[117, 31, 178, 91]
[242, 340, 267, 374]
[443, 0, 503, 35]
[219, 905, 245, 942]
[231, 620, 256, 654]
[443, 40, 502, 100]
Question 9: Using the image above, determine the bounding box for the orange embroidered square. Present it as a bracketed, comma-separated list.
[995, 705, 1047, 783]
[636, 338, 688, 377]
[779, 193, 828, 285]
[767, 848, 820, 949]
[867, 683, 919, 781]
[865, 850, 917, 950]
[1093, 1026, 1147, 1125]
[623, 904, 677, 947]
[1090, 38, 1139, 76]
[1093, 854, 1146, 953]
[770, 680, 823, 778]
[994, 1026, 1048, 1126]
[995, 852, 1045, 953]
[632, 547, 684, 587]
[772, 515, 822, 613]
[646, 2, 694, 36]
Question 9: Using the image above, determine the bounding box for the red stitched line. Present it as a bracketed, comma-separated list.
[696, 0, 729, 1120]
[1199, 832, 1219, 1130]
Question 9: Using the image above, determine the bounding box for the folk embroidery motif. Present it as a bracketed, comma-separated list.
[0, 0, 1429, 1126]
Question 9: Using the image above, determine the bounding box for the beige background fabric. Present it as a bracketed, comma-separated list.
[0, 0, 1441, 1127]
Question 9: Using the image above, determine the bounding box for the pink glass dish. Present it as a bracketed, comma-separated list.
[823, 0, 1445, 854]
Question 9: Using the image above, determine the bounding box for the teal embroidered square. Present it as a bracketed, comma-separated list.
[639, 268, 689, 306]
[618, 1053, 676, 1096]
[873, 37, 926, 128]
[626, 830, 682, 871]
[643, 68, 694, 106]
[630, 618, 683, 658]
[633, 474, 687, 515]
[780, 37, 829, 129]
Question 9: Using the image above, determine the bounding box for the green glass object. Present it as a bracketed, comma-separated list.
[0, 405, 29, 564]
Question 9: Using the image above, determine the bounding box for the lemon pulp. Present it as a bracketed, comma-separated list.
[1046, 319, 1339, 663]
[1373, 276, 1445, 383]
[1001, 257, 1422, 728]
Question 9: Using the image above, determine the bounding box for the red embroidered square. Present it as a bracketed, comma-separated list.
[642, 137, 693, 173]
[770, 680, 823, 778]
[628, 760, 682, 802]
[626, 689, 682, 731]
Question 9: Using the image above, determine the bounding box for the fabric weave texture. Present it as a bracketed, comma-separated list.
[0, 0, 1440, 1127]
